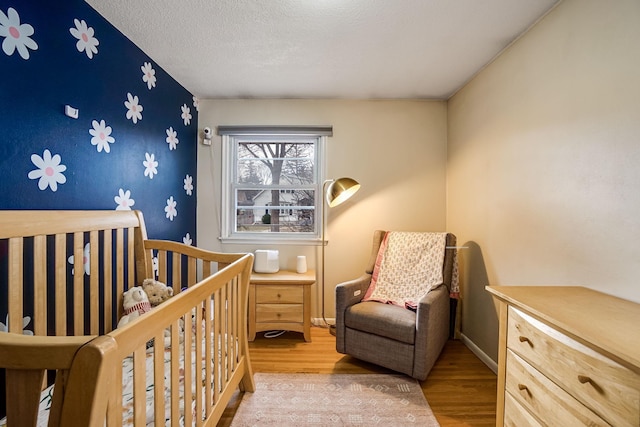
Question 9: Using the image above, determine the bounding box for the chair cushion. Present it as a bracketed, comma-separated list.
[344, 301, 416, 345]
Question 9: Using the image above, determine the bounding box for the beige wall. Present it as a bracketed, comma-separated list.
[447, 0, 640, 362]
[197, 99, 447, 320]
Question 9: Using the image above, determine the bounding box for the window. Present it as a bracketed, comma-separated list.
[219, 126, 330, 243]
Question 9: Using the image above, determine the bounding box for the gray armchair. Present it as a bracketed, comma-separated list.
[335, 230, 457, 381]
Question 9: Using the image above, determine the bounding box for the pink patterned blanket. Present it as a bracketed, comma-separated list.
[363, 232, 459, 309]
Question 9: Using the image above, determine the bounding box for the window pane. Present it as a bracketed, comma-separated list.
[237, 142, 315, 185]
[235, 189, 316, 233]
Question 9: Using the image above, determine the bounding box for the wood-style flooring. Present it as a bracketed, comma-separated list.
[218, 327, 497, 426]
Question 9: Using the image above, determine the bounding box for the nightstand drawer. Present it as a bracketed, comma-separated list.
[508, 306, 639, 426]
[256, 286, 303, 304]
[506, 350, 608, 426]
[256, 303, 303, 323]
[504, 392, 543, 427]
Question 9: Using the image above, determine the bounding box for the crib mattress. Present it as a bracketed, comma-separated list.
[0, 337, 225, 426]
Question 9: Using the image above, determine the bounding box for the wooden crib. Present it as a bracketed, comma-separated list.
[0, 210, 254, 426]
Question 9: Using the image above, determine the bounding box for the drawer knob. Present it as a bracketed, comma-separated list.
[517, 383, 531, 397]
[519, 336, 533, 346]
[277, 293, 281, 298]
[577, 375, 591, 384]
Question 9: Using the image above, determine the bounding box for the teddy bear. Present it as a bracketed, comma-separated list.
[141, 278, 174, 307]
[117, 286, 151, 328]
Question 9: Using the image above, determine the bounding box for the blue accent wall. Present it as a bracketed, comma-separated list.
[0, 0, 198, 243]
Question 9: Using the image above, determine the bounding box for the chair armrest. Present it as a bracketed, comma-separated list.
[335, 274, 372, 353]
[413, 285, 450, 380]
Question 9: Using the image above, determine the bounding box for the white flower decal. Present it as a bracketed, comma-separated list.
[89, 119, 115, 153]
[114, 188, 135, 210]
[0, 7, 38, 59]
[69, 18, 98, 59]
[68, 243, 90, 276]
[0, 314, 34, 335]
[192, 96, 199, 112]
[181, 104, 192, 126]
[165, 196, 177, 221]
[166, 127, 179, 150]
[184, 174, 193, 196]
[141, 61, 156, 90]
[143, 152, 158, 179]
[183, 233, 192, 246]
[28, 149, 67, 192]
[125, 92, 143, 124]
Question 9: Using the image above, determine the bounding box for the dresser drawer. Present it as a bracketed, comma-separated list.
[256, 286, 303, 304]
[508, 306, 640, 426]
[504, 392, 543, 427]
[256, 303, 303, 323]
[506, 350, 609, 426]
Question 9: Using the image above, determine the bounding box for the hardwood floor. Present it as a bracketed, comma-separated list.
[218, 326, 497, 426]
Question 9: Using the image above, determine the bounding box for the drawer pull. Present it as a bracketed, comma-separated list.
[577, 375, 604, 394]
[519, 336, 533, 346]
[517, 383, 531, 397]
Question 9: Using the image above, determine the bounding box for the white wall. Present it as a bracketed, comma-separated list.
[197, 99, 447, 320]
[447, 0, 640, 362]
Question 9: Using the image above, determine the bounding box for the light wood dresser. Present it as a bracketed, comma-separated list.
[486, 286, 640, 427]
[249, 270, 316, 342]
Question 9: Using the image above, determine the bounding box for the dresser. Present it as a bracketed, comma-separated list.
[248, 270, 316, 342]
[486, 286, 640, 427]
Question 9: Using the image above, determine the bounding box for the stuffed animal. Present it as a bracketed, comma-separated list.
[117, 287, 151, 328]
[141, 278, 174, 307]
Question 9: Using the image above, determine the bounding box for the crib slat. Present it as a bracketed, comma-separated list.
[116, 228, 124, 321]
[188, 256, 196, 286]
[158, 250, 167, 283]
[172, 254, 181, 294]
[8, 237, 23, 334]
[73, 232, 84, 335]
[183, 313, 193, 426]
[170, 320, 180, 426]
[55, 234, 67, 335]
[5, 368, 45, 426]
[127, 227, 135, 288]
[154, 330, 165, 425]
[205, 295, 213, 411]
[33, 234, 47, 336]
[103, 230, 113, 333]
[133, 347, 146, 426]
[89, 230, 99, 335]
[194, 301, 203, 426]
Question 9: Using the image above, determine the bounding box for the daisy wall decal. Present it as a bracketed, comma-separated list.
[141, 61, 156, 90]
[183, 233, 192, 246]
[0, 7, 38, 60]
[125, 92, 143, 124]
[192, 96, 199, 112]
[143, 152, 158, 179]
[89, 119, 115, 153]
[165, 196, 177, 221]
[184, 174, 193, 196]
[69, 18, 99, 59]
[114, 188, 135, 210]
[166, 126, 179, 150]
[68, 243, 90, 276]
[0, 314, 34, 335]
[181, 103, 192, 126]
[28, 149, 67, 192]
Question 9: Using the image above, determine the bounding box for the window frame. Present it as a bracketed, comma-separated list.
[220, 129, 327, 245]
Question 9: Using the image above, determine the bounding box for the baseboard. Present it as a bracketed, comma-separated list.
[459, 333, 498, 374]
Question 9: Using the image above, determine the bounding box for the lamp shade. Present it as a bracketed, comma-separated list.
[326, 177, 361, 208]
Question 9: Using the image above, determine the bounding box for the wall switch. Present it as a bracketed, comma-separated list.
[65, 105, 79, 119]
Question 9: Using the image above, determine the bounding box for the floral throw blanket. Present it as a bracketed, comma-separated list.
[363, 231, 459, 309]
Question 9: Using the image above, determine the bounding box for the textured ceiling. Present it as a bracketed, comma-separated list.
[85, 0, 559, 99]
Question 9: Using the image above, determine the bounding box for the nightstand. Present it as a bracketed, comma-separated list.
[248, 269, 316, 342]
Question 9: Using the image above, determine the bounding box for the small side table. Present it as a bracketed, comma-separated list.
[248, 269, 316, 342]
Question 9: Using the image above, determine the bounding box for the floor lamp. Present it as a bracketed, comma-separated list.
[321, 177, 361, 335]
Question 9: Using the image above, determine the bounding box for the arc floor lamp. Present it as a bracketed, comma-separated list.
[321, 177, 361, 335]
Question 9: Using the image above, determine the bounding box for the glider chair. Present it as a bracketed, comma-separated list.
[335, 230, 457, 381]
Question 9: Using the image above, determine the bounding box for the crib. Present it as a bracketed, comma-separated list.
[0, 210, 255, 426]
